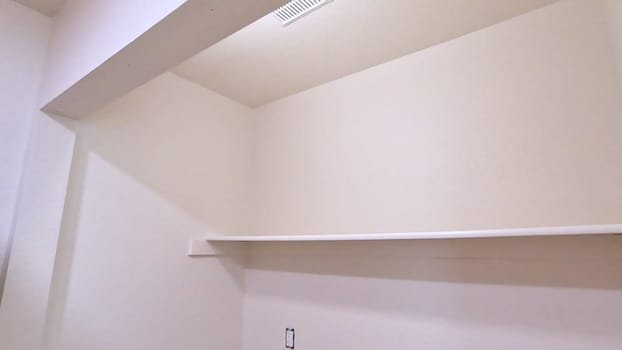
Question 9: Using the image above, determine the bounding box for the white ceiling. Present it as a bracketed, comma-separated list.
[13, 0, 66, 17]
[174, 0, 559, 108]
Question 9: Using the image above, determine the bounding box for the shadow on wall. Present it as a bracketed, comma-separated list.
[43, 150, 246, 349]
[246, 234, 622, 290]
[41, 73, 251, 349]
[242, 236, 622, 348]
[67, 72, 253, 236]
[38, 48, 622, 347]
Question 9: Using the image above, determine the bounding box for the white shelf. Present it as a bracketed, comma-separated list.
[188, 224, 622, 256]
[203, 224, 622, 242]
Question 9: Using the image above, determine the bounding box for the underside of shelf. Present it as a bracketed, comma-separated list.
[187, 224, 622, 256]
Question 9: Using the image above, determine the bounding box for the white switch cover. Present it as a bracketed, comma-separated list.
[286, 328, 295, 349]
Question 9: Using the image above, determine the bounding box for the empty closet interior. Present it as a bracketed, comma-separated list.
[1, 0, 621, 349]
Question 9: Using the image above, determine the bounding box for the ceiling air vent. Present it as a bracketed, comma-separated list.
[273, 0, 332, 26]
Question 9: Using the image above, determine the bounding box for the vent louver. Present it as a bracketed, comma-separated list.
[273, 0, 332, 25]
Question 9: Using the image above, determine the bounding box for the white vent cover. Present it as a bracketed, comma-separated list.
[273, 0, 332, 25]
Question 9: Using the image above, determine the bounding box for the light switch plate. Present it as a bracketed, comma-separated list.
[285, 328, 295, 349]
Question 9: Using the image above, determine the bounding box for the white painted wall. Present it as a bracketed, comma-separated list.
[3, 1, 622, 349]
[39, 0, 287, 118]
[39, 0, 186, 108]
[0, 0, 50, 291]
[243, 235, 622, 350]
[0, 113, 76, 350]
[606, 0, 622, 81]
[251, 0, 622, 235]
[42, 73, 252, 350]
[243, 1, 622, 349]
[0, 5, 78, 350]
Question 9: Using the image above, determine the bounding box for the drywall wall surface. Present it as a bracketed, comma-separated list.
[251, 0, 622, 235]
[40, 0, 287, 118]
[605, 0, 622, 83]
[42, 73, 251, 350]
[0, 112, 76, 350]
[39, 0, 186, 108]
[242, 235, 622, 350]
[0, 0, 51, 294]
[244, 1, 622, 349]
[0, 5, 76, 350]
